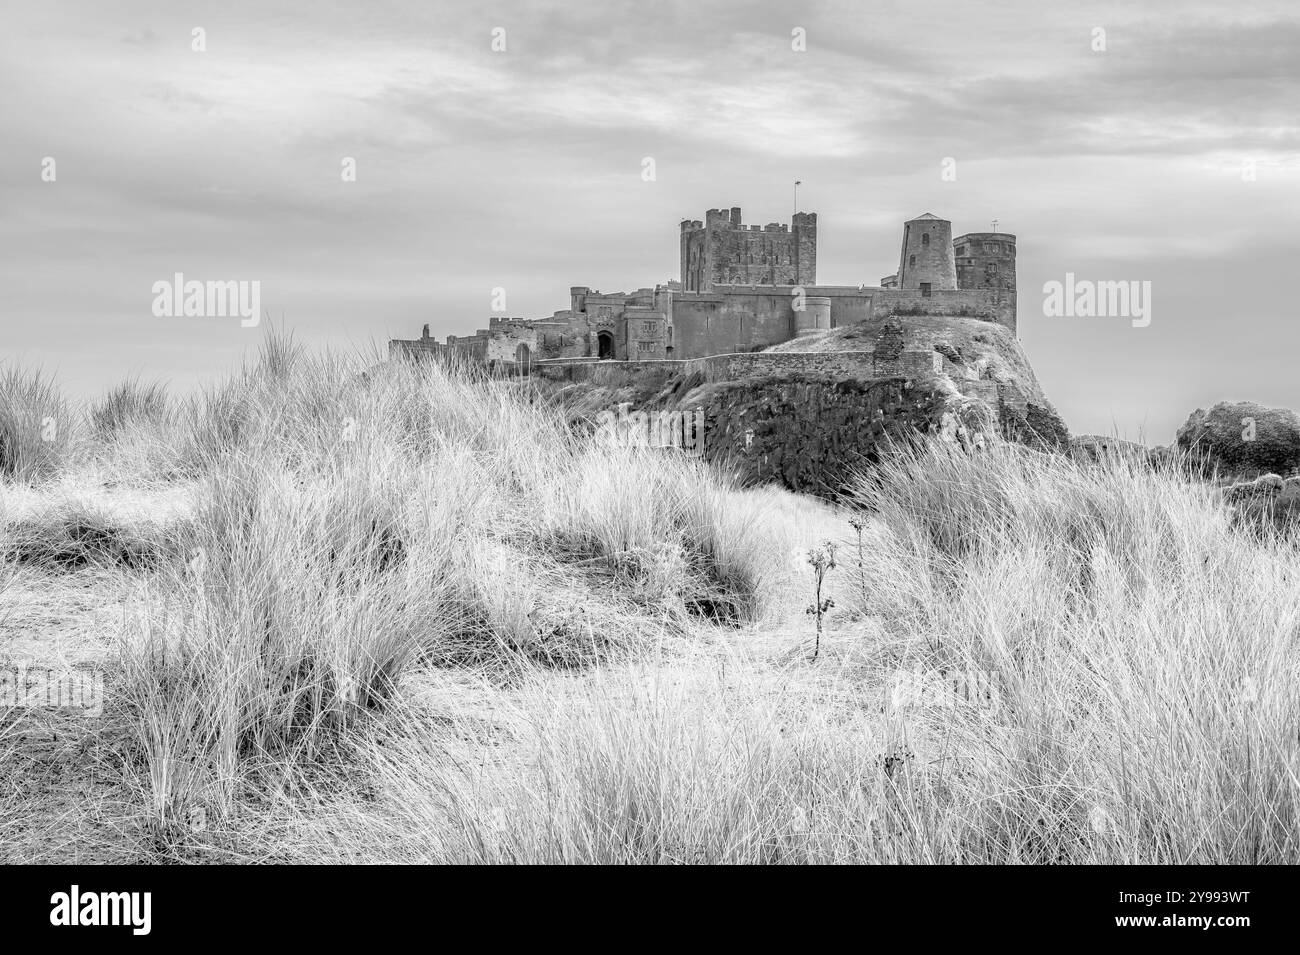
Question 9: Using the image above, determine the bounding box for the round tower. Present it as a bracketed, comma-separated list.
[953, 232, 1016, 295]
[953, 230, 1017, 334]
[896, 213, 957, 291]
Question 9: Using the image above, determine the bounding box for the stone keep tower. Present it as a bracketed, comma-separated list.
[896, 213, 957, 291]
[954, 231, 1016, 296]
[680, 207, 817, 292]
[954, 231, 1017, 333]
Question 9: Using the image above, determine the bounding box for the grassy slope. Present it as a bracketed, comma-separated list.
[1, 339, 1297, 863]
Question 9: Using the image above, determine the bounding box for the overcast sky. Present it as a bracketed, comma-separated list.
[2, 0, 1298, 442]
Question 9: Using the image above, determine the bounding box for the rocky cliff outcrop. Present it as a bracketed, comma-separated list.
[669, 372, 995, 497]
[546, 314, 1068, 498]
[1175, 401, 1300, 479]
[1219, 472, 1300, 536]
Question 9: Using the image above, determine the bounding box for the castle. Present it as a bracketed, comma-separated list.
[389, 209, 1017, 366]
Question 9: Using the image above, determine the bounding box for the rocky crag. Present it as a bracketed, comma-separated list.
[1175, 401, 1300, 480]
[540, 313, 1068, 498]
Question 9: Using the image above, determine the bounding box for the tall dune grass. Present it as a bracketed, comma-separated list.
[839, 442, 1300, 862]
[0, 364, 73, 482]
[99, 335, 796, 844]
[5, 336, 1297, 863]
[89, 379, 169, 442]
[266, 443, 1300, 864]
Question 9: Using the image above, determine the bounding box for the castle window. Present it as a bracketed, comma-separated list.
[637, 341, 654, 353]
[921, 233, 930, 247]
[958, 246, 968, 257]
[920, 282, 932, 298]
[909, 255, 916, 266]
[641, 321, 655, 333]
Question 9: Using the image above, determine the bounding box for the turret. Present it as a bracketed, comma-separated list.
[954, 230, 1017, 333]
[954, 232, 1016, 294]
[897, 213, 957, 291]
[570, 286, 590, 313]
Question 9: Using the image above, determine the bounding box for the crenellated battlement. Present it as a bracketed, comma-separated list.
[689, 207, 808, 233]
[680, 206, 817, 292]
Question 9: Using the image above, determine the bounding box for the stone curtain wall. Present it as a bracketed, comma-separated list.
[389, 336, 487, 362]
[533, 348, 999, 390]
[671, 288, 795, 358]
[872, 288, 1015, 334]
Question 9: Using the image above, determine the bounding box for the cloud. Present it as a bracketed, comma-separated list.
[0, 0, 1297, 445]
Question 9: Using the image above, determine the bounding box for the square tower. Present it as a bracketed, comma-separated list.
[680, 207, 816, 291]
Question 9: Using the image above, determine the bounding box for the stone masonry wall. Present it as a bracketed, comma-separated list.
[873, 288, 1015, 333]
[534, 348, 998, 391]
